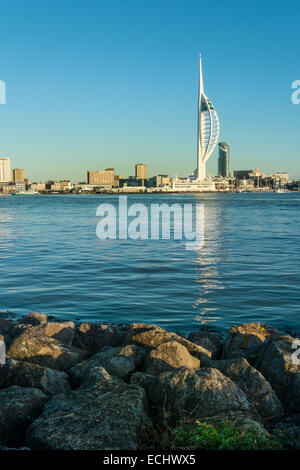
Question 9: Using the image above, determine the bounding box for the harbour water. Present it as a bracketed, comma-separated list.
[0, 193, 299, 333]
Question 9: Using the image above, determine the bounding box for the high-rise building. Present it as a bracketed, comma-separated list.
[0, 158, 11, 182]
[195, 55, 219, 180]
[218, 142, 230, 177]
[12, 168, 25, 182]
[87, 168, 115, 185]
[135, 164, 147, 179]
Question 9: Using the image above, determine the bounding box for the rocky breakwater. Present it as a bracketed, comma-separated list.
[0, 315, 299, 450]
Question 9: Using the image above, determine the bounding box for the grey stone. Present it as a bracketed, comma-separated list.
[286, 372, 300, 415]
[73, 323, 124, 352]
[0, 386, 48, 446]
[273, 414, 300, 450]
[25, 369, 148, 450]
[126, 323, 211, 364]
[69, 344, 146, 385]
[44, 321, 75, 345]
[150, 367, 257, 422]
[7, 326, 87, 371]
[0, 359, 70, 396]
[257, 335, 300, 409]
[145, 341, 200, 375]
[222, 323, 280, 364]
[20, 312, 48, 326]
[188, 331, 223, 359]
[211, 358, 284, 422]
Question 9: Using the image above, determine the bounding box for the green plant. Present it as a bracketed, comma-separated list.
[173, 419, 284, 450]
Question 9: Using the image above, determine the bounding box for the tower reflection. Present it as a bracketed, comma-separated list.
[192, 197, 228, 325]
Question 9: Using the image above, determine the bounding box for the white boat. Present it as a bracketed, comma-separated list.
[12, 190, 39, 195]
[275, 188, 289, 193]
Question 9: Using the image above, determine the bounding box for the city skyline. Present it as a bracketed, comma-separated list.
[0, 1, 299, 181]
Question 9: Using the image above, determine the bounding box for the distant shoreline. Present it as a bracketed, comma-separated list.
[8, 190, 298, 196]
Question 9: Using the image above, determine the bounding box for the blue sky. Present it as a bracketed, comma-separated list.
[0, 0, 299, 181]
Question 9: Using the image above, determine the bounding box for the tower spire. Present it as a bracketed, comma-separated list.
[195, 54, 220, 181]
[199, 53, 204, 95]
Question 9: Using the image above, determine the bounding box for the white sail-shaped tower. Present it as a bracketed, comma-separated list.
[195, 55, 219, 180]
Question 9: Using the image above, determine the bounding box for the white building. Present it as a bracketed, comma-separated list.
[171, 177, 216, 192]
[172, 55, 219, 191]
[0, 158, 11, 182]
[195, 55, 219, 180]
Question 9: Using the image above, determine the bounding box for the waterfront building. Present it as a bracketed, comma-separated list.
[50, 181, 73, 192]
[273, 172, 289, 186]
[15, 181, 26, 192]
[218, 142, 230, 177]
[234, 170, 253, 180]
[171, 177, 216, 192]
[87, 168, 115, 186]
[152, 175, 171, 187]
[135, 163, 147, 179]
[195, 55, 219, 180]
[12, 168, 24, 182]
[0, 158, 11, 182]
[30, 182, 46, 191]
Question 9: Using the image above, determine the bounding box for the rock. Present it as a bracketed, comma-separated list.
[7, 326, 87, 371]
[0, 386, 48, 446]
[0, 446, 30, 450]
[126, 323, 211, 364]
[20, 312, 48, 326]
[69, 344, 146, 385]
[0, 318, 14, 342]
[211, 358, 284, 422]
[0, 359, 70, 396]
[188, 331, 223, 359]
[257, 335, 300, 409]
[44, 322, 75, 345]
[285, 372, 300, 415]
[222, 323, 280, 364]
[130, 371, 158, 392]
[150, 367, 257, 422]
[25, 369, 148, 450]
[145, 341, 200, 375]
[273, 414, 300, 449]
[73, 323, 124, 353]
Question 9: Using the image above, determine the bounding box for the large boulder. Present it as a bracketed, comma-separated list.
[211, 358, 284, 422]
[44, 322, 75, 345]
[257, 335, 300, 413]
[6, 326, 87, 371]
[0, 317, 14, 343]
[0, 386, 48, 446]
[188, 330, 223, 359]
[20, 312, 48, 326]
[145, 341, 200, 375]
[0, 359, 70, 396]
[68, 344, 146, 385]
[126, 324, 211, 364]
[130, 371, 158, 392]
[73, 323, 124, 353]
[286, 372, 300, 415]
[150, 367, 257, 422]
[222, 323, 280, 364]
[273, 414, 300, 450]
[26, 368, 147, 450]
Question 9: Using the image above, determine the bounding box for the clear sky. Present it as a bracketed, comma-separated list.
[0, 0, 299, 182]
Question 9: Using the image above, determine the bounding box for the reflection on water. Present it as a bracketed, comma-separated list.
[193, 201, 224, 324]
[0, 208, 14, 254]
[0, 193, 299, 333]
